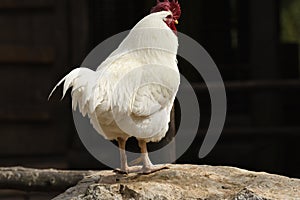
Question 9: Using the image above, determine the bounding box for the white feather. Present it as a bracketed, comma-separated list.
[49, 11, 180, 142]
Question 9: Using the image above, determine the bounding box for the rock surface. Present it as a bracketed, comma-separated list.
[53, 164, 300, 200]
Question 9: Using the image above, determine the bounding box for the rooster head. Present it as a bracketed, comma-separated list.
[150, 0, 181, 33]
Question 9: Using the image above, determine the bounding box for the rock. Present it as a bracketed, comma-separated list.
[53, 164, 300, 200]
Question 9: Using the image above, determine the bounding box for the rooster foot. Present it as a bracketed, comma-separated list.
[139, 164, 169, 174]
[114, 166, 142, 174]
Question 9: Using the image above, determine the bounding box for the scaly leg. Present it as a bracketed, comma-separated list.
[137, 139, 169, 174]
[114, 137, 141, 174]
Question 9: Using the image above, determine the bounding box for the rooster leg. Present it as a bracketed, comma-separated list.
[138, 139, 169, 174]
[118, 137, 128, 173]
[114, 137, 142, 174]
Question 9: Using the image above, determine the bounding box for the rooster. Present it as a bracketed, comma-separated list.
[49, 0, 181, 174]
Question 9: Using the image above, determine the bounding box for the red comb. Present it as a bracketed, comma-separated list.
[150, 0, 181, 20]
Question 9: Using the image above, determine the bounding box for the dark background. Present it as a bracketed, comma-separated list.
[0, 0, 299, 199]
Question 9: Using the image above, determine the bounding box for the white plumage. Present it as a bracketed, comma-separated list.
[49, 11, 180, 174]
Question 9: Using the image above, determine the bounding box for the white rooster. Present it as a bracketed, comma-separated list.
[49, 0, 181, 174]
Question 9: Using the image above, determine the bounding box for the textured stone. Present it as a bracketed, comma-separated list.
[53, 165, 300, 200]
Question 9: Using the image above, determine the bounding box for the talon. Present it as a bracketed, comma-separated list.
[139, 164, 170, 174]
[114, 166, 143, 174]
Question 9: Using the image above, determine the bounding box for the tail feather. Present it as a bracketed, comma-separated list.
[48, 68, 82, 100]
[48, 76, 66, 101]
[48, 67, 100, 116]
[63, 68, 82, 98]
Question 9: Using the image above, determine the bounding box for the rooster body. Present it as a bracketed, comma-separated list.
[50, 6, 181, 174]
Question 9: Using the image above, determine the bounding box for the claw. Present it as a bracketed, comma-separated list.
[139, 164, 169, 174]
[114, 166, 143, 174]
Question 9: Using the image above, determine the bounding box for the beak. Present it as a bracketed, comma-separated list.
[175, 20, 179, 24]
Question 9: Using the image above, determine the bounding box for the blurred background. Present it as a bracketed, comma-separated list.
[0, 0, 300, 198]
